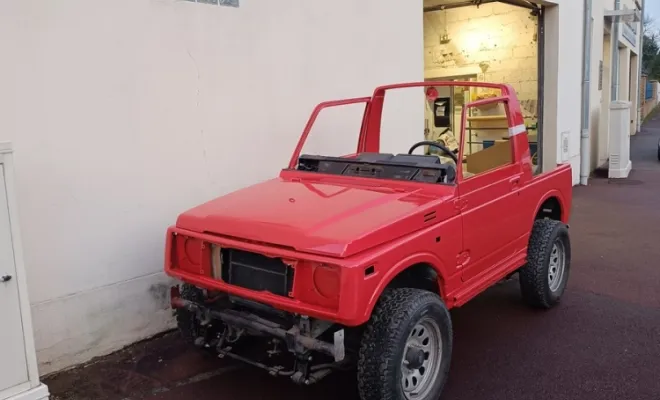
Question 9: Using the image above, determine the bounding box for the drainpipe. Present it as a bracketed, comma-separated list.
[611, 0, 621, 101]
[580, 0, 593, 185]
[637, 0, 645, 133]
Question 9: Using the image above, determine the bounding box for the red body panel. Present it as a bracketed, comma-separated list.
[176, 173, 456, 258]
[165, 81, 573, 327]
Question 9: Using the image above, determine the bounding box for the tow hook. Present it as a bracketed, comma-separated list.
[170, 286, 181, 309]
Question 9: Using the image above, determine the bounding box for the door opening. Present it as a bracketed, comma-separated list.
[423, 0, 544, 173]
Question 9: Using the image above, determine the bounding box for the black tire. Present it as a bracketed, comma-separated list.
[175, 284, 205, 344]
[357, 288, 453, 400]
[519, 219, 571, 309]
[657, 145, 660, 161]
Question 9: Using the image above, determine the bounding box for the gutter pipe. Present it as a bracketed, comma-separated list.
[611, 0, 621, 101]
[580, 0, 593, 185]
[637, 0, 645, 134]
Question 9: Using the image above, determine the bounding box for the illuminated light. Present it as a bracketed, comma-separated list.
[461, 31, 483, 55]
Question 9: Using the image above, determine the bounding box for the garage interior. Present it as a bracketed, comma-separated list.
[422, 0, 543, 173]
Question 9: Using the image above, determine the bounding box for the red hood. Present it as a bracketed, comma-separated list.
[176, 177, 455, 258]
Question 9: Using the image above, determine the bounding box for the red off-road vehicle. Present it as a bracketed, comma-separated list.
[165, 82, 573, 400]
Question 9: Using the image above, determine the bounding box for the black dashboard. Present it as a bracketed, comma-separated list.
[296, 153, 456, 184]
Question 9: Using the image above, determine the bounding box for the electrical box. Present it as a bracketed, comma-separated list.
[0, 143, 49, 400]
[608, 101, 632, 178]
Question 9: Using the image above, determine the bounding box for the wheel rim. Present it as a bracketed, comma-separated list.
[401, 318, 442, 399]
[548, 240, 566, 292]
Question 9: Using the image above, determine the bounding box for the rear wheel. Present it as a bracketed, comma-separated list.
[357, 288, 453, 400]
[519, 219, 571, 309]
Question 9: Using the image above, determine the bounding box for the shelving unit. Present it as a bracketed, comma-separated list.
[465, 115, 509, 154]
[465, 115, 538, 161]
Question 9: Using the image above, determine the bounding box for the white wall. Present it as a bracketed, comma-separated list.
[590, 0, 607, 171]
[0, 0, 423, 375]
[536, 0, 584, 184]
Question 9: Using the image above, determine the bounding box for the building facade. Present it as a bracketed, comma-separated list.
[0, 0, 644, 376]
[589, 0, 644, 178]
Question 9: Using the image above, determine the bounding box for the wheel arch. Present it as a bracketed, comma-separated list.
[362, 253, 450, 323]
[532, 191, 568, 224]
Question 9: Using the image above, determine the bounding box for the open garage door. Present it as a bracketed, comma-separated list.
[424, 0, 541, 12]
[423, 0, 544, 171]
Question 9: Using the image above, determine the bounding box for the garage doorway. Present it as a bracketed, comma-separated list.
[423, 0, 544, 171]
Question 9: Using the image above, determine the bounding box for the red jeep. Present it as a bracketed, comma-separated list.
[165, 82, 572, 400]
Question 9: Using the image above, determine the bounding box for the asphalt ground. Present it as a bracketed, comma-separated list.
[46, 115, 660, 400]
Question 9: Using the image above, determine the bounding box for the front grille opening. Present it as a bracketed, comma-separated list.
[220, 248, 295, 297]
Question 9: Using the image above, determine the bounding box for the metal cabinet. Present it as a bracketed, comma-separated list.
[0, 143, 49, 400]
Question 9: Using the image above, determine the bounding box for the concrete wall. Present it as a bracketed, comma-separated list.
[0, 0, 423, 375]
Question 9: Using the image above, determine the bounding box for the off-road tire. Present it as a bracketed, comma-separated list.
[519, 219, 571, 309]
[357, 288, 453, 400]
[175, 284, 205, 344]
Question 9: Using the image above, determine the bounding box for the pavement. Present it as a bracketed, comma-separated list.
[45, 116, 660, 400]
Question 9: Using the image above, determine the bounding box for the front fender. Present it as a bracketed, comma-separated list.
[359, 252, 452, 324]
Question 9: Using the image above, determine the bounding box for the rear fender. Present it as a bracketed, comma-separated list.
[361, 252, 449, 323]
[533, 190, 569, 224]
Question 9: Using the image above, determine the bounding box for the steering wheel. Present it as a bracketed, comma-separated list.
[408, 141, 458, 164]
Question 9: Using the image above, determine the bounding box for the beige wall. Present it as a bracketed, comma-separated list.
[0, 0, 423, 375]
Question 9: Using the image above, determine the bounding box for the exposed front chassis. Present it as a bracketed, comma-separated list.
[170, 287, 349, 385]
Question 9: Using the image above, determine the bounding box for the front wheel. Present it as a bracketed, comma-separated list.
[519, 219, 572, 309]
[357, 288, 453, 400]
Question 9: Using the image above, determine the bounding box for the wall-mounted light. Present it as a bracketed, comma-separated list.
[439, 8, 452, 44]
[440, 33, 452, 45]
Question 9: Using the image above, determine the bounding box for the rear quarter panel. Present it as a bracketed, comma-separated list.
[522, 163, 573, 227]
